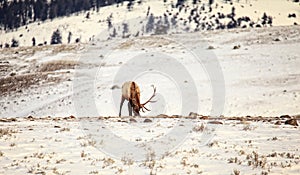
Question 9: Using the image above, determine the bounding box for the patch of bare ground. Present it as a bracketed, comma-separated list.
[0, 127, 18, 138]
[117, 36, 173, 49]
[0, 62, 75, 96]
[220, 26, 300, 46]
[0, 44, 82, 56]
[0, 72, 62, 96]
[38, 60, 79, 72]
[0, 61, 13, 77]
[0, 44, 82, 96]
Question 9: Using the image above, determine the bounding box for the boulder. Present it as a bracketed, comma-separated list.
[284, 119, 298, 126]
[274, 121, 281, 125]
[144, 118, 152, 123]
[129, 118, 137, 123]
[208, 121, 223, 125]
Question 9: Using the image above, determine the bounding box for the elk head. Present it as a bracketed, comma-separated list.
[119, 81, 156, 117]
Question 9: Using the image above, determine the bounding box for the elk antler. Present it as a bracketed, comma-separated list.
[141, 85, 156, 112]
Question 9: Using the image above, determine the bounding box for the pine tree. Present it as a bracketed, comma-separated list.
[127, 0, 133, 11]
[50, 29, 62, 45]
[12, 0, 21, 29]
[57, 0, 71, 17]
[1, 0, 9, 30]
[19, 0, 26, 26]
[33, 0, 48, 21]
[163, 14, 170, 31]
[171, 16, 177, 28]
[95, 0, 105, 11]
[0, 0, 141, 30]
[176, 0, 185, 7]
[49, 0, 58, 20]
[7, 2, 15, 29]
[110, 27, 117, 38]
[67, 32, 72, 43]
[82, 0, 91, 11]
[28, 0, 34, 20]
[146, 13, 155, 33]
[41, 1, 48, 21]
[86, 12, 90, 19]
[122, 22, 129, 38]
[65, 0, 74, 15]
[32, 37, 36, 46]
[107, 16, 113, 29]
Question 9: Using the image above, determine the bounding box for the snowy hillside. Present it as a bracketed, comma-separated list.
[1, 0, 299, 47]
[1, 25, 300, 117]
[1, 26, 300, 175]
[0, 0, 300, 175]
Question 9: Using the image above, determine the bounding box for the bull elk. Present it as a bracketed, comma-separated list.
[119, 81, 156, 117]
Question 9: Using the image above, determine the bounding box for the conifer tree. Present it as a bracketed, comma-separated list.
[51, 29, 62, 45]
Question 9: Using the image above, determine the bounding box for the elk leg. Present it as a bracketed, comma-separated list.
[133, 110, 140, 117]
[128, 102, 133, 116]
[119, 96, 125, 117]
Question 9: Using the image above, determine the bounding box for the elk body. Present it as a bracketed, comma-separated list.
[119, 81, 156, 117]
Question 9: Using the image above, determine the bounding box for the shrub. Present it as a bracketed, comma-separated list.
[11, 38, 19, 47]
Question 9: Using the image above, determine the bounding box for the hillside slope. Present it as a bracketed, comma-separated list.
[0, 0, 299, 47]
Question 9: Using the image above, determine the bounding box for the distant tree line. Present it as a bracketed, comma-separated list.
[0, 0, 134, 31]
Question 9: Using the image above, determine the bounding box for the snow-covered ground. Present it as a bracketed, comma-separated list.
[0, 116, 299, 174]
[1, 25, 300, 117]
[0, 0, 300, 174]
[1, 25, 299, 174]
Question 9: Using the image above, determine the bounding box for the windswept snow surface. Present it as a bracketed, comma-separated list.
[1, 0, 300, 174]
[1, 26, 300, 117]
[0, 116, 299, 174]
[0, 25, 300, 174]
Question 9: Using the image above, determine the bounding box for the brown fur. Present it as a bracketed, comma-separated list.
[129, 82, 141, 114]
[119, 81, 156, 117]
